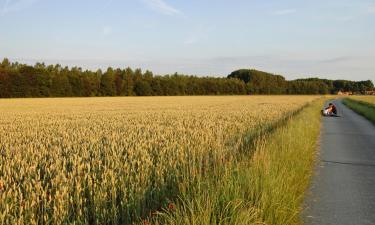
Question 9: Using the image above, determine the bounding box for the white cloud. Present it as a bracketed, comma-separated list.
[1, 0, 39, 15]
[141, 0, 181, 15]
[271, 9, 297, 16]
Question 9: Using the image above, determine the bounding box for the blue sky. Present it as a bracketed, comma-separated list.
[0, 0, 374, 81]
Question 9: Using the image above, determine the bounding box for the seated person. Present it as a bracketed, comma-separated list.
[322, 103, 337, 116]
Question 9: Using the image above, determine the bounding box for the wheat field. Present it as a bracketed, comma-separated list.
[0, 96, 318, 224]
[349, 95, 375, 104]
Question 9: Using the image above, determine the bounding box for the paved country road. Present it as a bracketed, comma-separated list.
[304, 99, 375, 225]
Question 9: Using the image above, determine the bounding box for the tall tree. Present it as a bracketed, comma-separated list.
[100, 67, 116, 96]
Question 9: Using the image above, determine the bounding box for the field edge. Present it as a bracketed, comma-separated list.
[342, 98, 375, 124]
[146, 98, 324, 225]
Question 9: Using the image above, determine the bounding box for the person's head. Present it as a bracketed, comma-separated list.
[329, 103, 333, 106]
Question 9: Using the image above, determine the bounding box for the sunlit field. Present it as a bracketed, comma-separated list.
[349, 95, 375, 104]
[0, 96, 319, 224]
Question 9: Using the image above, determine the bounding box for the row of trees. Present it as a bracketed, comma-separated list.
[1, 58, 373, 98]
[0, 59, 246, 98]
[228, 69, 374, 95]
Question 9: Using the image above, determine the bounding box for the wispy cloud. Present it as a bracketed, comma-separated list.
[1, 0, 39, 15]
[318, 56, 353, 64]
[141, 0, 181, 15]
[271, 8, 297, 16]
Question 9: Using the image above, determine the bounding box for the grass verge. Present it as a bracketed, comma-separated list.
[343, 98, 375, 124]
[143, 99, 324, 225]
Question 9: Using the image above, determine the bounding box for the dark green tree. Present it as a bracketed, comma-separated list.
[134, 80, 152, 96]
[100, 67, 116, 96]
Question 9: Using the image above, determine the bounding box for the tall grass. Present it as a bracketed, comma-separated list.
[149, 98, 324, 225]
[343, 97, 375, 124]
[0, 96, 319, 224]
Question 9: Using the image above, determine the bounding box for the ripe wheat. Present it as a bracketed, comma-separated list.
[0, 96, 318, 224]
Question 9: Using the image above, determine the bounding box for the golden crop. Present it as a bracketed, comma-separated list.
[349, 95, 375, 104]
[0, 96, 318, 224]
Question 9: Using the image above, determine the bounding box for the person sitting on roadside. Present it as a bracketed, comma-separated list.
[322, 103, 337, 116]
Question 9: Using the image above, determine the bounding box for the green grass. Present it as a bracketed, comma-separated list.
[143, 99, 324, 225]
[343, 98, 375, 124]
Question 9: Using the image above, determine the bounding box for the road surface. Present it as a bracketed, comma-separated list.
[304, 99, 375, 225]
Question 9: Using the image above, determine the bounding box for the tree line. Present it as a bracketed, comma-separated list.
[228, 69, 374, 95]
[0, 58, 246, 98]
[0, 58, 373, 98]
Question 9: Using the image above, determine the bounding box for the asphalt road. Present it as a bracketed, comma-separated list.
[304, 99, 375, 225]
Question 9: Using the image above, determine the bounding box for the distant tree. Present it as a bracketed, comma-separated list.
[134, 80, 152, 96]
[51, 69, 72, 97]
[1, 58, 11, 69]
[0, 58, 372, 98]
[122, 67, 134, 96]
[0, 69, 11, 97]
[134, 68, 142, 83]
[229, 69, 288, 94]
[150, 78, 163, 95]
[144, 70, 153, 81]
[68, 67, 83, 96]
[100, 67, 116, 96]
[113, 69, 123, 96]
[36, 69, 52, 96]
